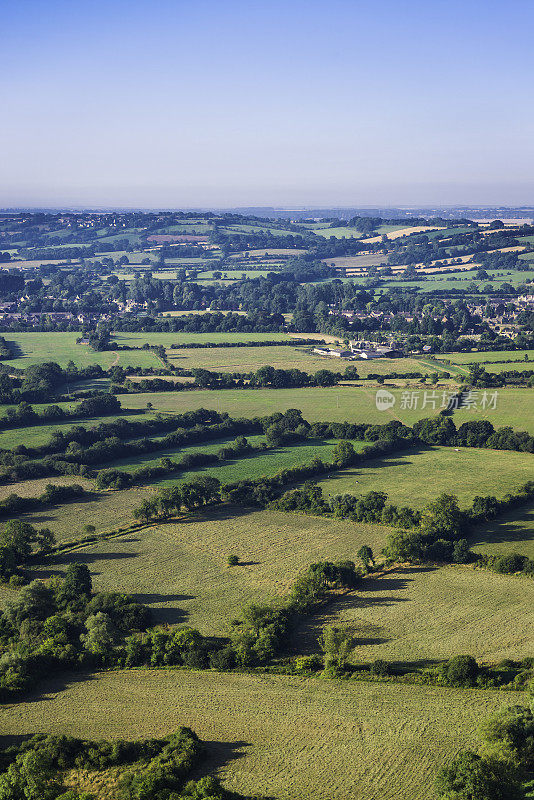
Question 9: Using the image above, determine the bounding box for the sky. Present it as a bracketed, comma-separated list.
[2, 0, 534, 209]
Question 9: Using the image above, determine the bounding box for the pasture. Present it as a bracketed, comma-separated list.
[116, 385, 445, 425]
[0, 410, 151, 450]
[452, 387, 534, 432]
[1, 332, 162, 369]
[1, 669, 521, 800]
[167, 345, 439, 376]
[23, 507, 389, 633]
[111, 331, 292, 347]
[294, 563, 534, 664]
[470, 505, 534, 560]
[318, 446, 533, 509]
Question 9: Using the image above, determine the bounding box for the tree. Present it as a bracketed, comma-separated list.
[435, 751, 524, 800]
[357, 545, 374, 569]
[80, 612, 119, 657]
[481, 705, 534, 769]
[55, 563, 92, 610]
[419, 494, 464, 541]
[331, 440, 356, 467]
[318, 625, 353, 671]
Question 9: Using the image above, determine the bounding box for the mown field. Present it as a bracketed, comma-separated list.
[18, 507, 389, 632]
[166, 346, 440, 377]
[1, 669, 521, 800]
[295, 563, 534, 664]
[111, 331, 293, 346]
[318, 446, 533, 508]
[116, 386, 445, 425]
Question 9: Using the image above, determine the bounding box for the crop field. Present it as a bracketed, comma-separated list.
[318, 446, 533, 508]
[116, 386, 445, 425]
[1, 669, 521, 800]
[20, 507, 388, 633]
[470, 505, 534, 560]
[294, 563, 534, 664]
[1, 332, 162, 369]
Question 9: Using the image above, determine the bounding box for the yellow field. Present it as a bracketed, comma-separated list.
[1, 670, 521, 800]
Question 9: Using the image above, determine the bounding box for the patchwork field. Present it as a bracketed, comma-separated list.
[21, 507, 389, 633]
[295, 563, 534, 664]
[1, 669, 521, 800]
[318, 446, 533, 508]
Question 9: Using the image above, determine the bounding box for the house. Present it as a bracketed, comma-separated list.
[358, 350, 383, 359]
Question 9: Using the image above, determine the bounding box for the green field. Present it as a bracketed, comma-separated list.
[116, 386, 446, 425]
[318, 446, 533, 508]
[112, 331, 292, 347]
[167, 346, 442, 376]
[2, 332, 162, 369]
[19, 507, 389, 633]
[452, 387, 534, 432]
[442, 349, 534, 364]
[471, 505, 534, 560]
[5, 485, 155, 543]
[0, 410, 152, 450]
[105, 437, 367, 485]
[295, 563, 534, 664]
[1, 669, 521, 800]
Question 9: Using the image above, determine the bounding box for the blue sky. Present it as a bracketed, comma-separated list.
[2, 0, 534, 208]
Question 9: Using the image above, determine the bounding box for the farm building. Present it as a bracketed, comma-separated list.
[313, 347, 353, 359]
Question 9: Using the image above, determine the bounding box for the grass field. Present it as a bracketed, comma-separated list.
[111, 331, 292, 347]
[442, 349, 534, 364]
[470, 505, 534, 560]
[2, 332, 161, 369]
[105, 437, 368, 484]
[452, 387, 534, 432]
[317, 446, 534, 509]
[0, 410, 152, 450]
[19, 507, 389, 632]
[116, 386, 446, 426]
[167, 346, 441, 377]
[1, 669, 521, 800]
[295, 563, 534, 664]
[7, 485, 155, 543]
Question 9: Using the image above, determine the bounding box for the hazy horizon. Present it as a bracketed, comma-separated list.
[2, 0, 534, 208]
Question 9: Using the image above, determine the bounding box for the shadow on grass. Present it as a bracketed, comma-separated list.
[470, 508, 534, 549]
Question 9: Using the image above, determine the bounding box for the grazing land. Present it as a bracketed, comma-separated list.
[318, 446, 534, 508]
[22, 507, 389, 632]
[116, 385, 447, 425]
[1, 332, 162, 369]
[294, 563, 534, 664]
[0, 669, 521, 800]
[470, 505, 534, 560]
